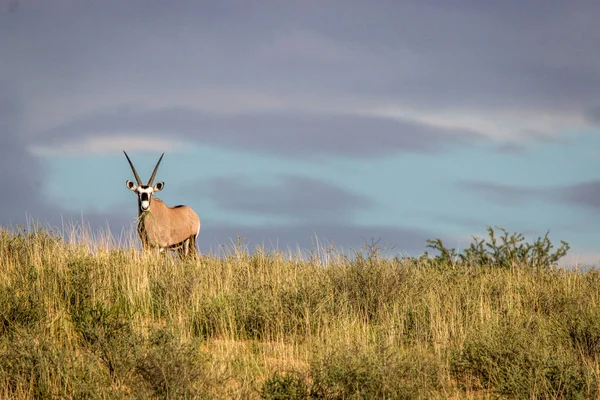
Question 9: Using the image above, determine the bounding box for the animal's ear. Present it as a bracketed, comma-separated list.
[126, 180, 137, 191]
[154, 181, 164, 192]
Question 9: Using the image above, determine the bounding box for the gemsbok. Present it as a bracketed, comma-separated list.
[123, 151, 200, 258]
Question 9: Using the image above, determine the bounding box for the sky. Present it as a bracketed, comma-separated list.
[1, 0, 599, 264]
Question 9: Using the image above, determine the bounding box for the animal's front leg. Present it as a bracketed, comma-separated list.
[176, 240, 190, 259]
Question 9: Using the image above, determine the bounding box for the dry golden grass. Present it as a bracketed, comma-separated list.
[0, 223, 598, 398]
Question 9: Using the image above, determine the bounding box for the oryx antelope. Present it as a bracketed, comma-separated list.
[124, 151, 200, 257]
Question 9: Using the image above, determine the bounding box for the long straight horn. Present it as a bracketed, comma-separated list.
[147, 153, 164, 186]
[123, 151, 142, 186]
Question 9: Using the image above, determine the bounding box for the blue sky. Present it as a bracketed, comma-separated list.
[1, 1, 599, 264]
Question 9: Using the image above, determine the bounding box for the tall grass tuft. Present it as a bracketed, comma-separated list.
[0, 223, 597, 398]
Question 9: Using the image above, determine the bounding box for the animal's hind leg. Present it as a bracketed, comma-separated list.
[188, 234, 197, 257]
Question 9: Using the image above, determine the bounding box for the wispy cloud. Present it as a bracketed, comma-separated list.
[585, 106, 600, 126]
[34, 106, 485, 157]
[461, 179, 600, 213]
[29, 134, 185, 156]
[367, 106, 589, 143]
[203, 174, 373, 222]
[459, 181, 545, 205]
[560, 180, 600, 212]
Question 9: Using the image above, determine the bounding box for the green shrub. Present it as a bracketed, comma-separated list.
[427, 226, 570, 268]
[136, 327, 210, 398]
[260, 345, 441, 399]
[0, 284, 44, 337]
[567, 307, 600, 360]
[309, 345, 440, 400]
[261, 373, 309, 400]
[0, 332, 100, 399]
[451, 320, 596, 399]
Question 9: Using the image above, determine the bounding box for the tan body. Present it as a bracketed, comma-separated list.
[138, 198, 200, 255]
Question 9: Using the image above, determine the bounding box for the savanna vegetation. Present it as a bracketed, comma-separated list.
[0, 224, 597, 399]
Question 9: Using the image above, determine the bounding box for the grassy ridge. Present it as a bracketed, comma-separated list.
[0, 227, 598, 398]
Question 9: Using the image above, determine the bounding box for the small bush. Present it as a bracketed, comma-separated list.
[567, 307, 600, 360]
[261, 373, 310, 400]
[451, 320, 595, 398]
[427, 226, 570, 268]
[191, 293, 231, 339]
[260, 345, 441, 399]
[0, 332, 100, 399]
[234, 289, 278, 340]
[0, 286, 44, 336]
[310, 345, 440, 399]
[136, 327, 210, 398]
[75, 303, 139, 380]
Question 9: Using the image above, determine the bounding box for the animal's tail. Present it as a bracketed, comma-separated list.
[194, 224, 201, 257]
